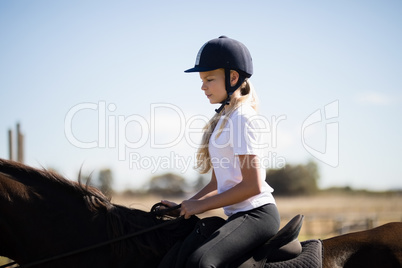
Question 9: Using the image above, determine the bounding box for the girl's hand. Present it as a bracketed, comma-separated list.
[180, 199, 205, 219]
[160, 200, 181, 217]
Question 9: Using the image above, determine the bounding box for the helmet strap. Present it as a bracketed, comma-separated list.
[214, 69, 247, 113]
[215, 95, 231, 113]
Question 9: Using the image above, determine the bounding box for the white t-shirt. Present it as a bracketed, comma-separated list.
[209, 103, 276, 216]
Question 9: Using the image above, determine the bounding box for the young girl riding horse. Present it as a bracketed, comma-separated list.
[162, 36, 280, 267]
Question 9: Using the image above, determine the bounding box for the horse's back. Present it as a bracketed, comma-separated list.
[323, 222, 402, 268]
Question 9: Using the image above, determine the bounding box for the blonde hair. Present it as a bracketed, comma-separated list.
[195, 79, 259, 174]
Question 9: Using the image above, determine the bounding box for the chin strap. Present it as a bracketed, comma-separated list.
[215, 95, 231, 113]
[215, 69, 247, 113]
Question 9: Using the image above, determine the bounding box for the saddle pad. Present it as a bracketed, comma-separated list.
[264, 240, 322, 268]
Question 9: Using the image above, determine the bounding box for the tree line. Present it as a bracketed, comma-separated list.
[91, 161, 400, 197]
[137, 160, 319, 196]
[89, 161, 320, 197]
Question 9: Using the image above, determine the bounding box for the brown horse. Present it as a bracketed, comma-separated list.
[322, 222, 402, 268]
[0, 158, 197, 268]
[0, 158, 401, 268]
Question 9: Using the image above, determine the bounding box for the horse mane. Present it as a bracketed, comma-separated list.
[0, 159, 189, 262]
[0, 159, 106, 201]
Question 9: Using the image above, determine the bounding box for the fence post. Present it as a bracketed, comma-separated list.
[17, 123, 24, 163]
[8, 129, 13, 161]
[7, 123, 24, 163]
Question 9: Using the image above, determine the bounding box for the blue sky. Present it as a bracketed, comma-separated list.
[1, 0, 401, 191]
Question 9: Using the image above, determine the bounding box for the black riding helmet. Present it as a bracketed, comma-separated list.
[185, 36, 253, 113]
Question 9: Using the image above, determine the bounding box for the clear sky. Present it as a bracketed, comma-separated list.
[1, 0, 401, 191]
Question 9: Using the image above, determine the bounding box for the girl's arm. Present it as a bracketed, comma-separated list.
[160, 170, 218, 213]
[180, 154, 263, 219]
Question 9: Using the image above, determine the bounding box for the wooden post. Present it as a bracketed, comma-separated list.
[17, 123, 24, 163]
[8, 129, 13, 161]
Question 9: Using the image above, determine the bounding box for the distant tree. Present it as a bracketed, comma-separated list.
[98, 169, 114, 197]
[194, 174, 210, 191]
[266, 161, 319, 196]
[148, 173, 186, 196]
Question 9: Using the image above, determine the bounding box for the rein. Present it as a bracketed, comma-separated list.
[0, 203, 182, 268]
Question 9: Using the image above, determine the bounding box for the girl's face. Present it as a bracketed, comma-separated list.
[199, 69, 227, 104]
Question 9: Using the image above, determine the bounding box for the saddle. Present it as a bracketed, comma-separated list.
[233, 214, 323, 268]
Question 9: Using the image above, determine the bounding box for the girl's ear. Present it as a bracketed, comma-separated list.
[230, 70, 239, 86]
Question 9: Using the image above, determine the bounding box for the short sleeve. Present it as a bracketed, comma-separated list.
[231, 113, 262, 156]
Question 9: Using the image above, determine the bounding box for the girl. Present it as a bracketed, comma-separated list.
[162, 36, 280, 267]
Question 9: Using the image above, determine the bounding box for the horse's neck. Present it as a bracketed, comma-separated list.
[109, 206, 176, 267]
[0, 174, 107, 263]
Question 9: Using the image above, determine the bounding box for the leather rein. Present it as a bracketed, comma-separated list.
[0, 203, 182, 268]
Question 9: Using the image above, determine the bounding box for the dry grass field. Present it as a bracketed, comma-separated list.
[112, 192, 402, 240]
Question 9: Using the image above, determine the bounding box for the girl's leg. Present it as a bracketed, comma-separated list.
[186, 204, 280, 268]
